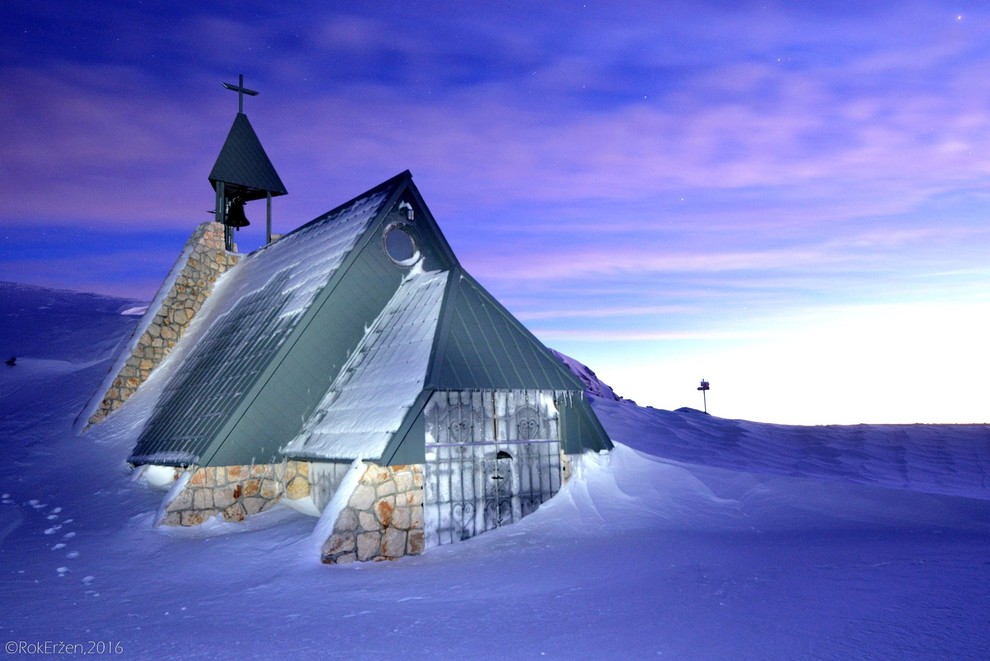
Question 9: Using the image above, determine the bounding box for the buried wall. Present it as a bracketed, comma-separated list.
[83, 222, 238, 427]
[151, 455, 579, 564]
[321, 464, 426, 564]
[151, 459, 427, 563]
[156, 460, 313, 526]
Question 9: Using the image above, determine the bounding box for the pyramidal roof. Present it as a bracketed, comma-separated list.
[280, 263, 611, 464]
[208, 112, 287, 200]
[129, 171, 610, 468]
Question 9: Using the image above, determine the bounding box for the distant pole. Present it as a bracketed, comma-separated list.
[697, 379, 710, 413]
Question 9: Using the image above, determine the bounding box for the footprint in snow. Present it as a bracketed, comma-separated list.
[40, 506, 81, 575]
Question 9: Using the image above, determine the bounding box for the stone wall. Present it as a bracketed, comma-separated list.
[88, 222, 237, 425]
[322, 464, 425, 564]
[158, 460, 311, 526]
[156, 455, 572, 560]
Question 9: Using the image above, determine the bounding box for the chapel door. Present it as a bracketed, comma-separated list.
[483, 450, 514, 529]
[423, 390, 562, 548]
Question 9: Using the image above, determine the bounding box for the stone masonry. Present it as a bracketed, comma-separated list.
[88, 222, 238, 425]
[159, 460, 312, 526]
[322, 464, 425, 564]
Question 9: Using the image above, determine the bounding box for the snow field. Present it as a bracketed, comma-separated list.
[1, 283, 988, 659]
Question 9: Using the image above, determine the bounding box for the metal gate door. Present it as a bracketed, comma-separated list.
[424, 390, 562, 547]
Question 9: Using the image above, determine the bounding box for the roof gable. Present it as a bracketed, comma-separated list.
[208, 113, 287, 200]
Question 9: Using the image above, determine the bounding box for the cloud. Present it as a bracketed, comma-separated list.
[532, 327, 773, 343]
[514, 304, 694, 322]
[467, 242, 852, 283]
[5, 1, 990, 236]
[4, 1, 990, 341]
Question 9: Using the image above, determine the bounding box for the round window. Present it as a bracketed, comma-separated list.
[383, 223, 421, 267]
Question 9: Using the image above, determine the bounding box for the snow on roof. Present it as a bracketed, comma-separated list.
[128, 187, 392, 465]
[217, 188, 390, 322]
[283, 269, 449, 460]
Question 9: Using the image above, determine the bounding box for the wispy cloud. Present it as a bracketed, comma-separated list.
[531, 327, 774, 343]
[4, 1, 989, 240]
[469, 242, 869, 283]
[514, 304, 694, 322]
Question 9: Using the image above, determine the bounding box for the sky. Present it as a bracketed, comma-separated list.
[2, 0, 989, 425]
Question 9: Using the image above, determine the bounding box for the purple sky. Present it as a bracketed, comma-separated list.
[2, 1, 989, 424]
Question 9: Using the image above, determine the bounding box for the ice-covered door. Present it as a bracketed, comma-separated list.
[424, 390, 562, 547]
[484, 450, 514, 529]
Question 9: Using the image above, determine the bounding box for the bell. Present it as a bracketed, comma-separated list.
[225, 197, 250, 228]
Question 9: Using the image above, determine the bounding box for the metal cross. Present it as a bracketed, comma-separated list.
[222, 74, 259, 113]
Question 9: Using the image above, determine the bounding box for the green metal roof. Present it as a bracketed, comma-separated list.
[129, 176, 401, 466]
[129, 171, 611, 468]
[375, 266, 613, 465]
[427, 270, 587, 392]
[208, 113, 287, 200]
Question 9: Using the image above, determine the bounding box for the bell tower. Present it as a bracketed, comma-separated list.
[209, 74, 288, 251]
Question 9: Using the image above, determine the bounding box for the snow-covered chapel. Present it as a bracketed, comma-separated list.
[81, 77, 611, 563]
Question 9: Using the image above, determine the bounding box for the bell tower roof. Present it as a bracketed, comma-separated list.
[209, 111, 287, 201]
[209, 74, 287, 249]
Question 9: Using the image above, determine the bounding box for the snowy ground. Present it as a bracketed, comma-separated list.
[1, 281, 989, 659]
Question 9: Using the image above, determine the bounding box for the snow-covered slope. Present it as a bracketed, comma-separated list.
[1, 284, 989, 660]
[0, 281, 141, 364]
[595, 399, 990, 500]
[551, 348, 623, 401]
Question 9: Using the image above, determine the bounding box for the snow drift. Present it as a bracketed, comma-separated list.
[1, 282, 988, 659]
